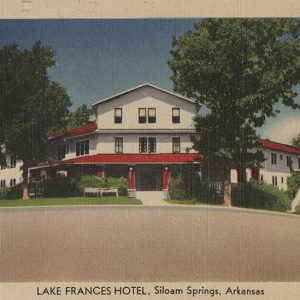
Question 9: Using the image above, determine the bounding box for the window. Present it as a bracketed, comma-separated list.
[172, 108, 180, 123]
[10, 154, 16, 168]
[10, 179, 16, 187]
[287, 156, 292, 168]
[298, 158, 300, 169]
[58, 144, 66, 160]
[0, 180, 6, 188]
[280, 154, 283, 160]
[172, 136, 181, 153]
[138, 108, 146, 123]
[114, 108, 122, 124]
[115, 137, 123, 153]
[281, 177, 284, 184]
[260, 175, 264, 181]
[139, 137, 148, 153]
[271, 153, 277, 165]
[148, 108, 156, 123]
[139, 137, 156, 153]
[76, 140, 89, 156]
[148, 137, 156, 153]
[272, 176, 278, 186]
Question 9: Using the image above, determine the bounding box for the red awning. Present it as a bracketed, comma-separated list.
[31, 153, 201, 170]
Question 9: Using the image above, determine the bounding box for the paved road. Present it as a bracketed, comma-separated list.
[0, 206, 300, 282]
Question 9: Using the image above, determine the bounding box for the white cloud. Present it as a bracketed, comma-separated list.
[266, 116, 300, 144]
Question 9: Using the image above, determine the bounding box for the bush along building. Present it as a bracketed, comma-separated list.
[28, 83, 201, 198]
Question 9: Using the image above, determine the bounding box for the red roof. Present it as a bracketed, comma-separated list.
[32, 153, 201, 169]
[256, 139, 300, 155]
[51, 123, 97, 140]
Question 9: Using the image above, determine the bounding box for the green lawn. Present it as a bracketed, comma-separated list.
[0, 197, 142, 207]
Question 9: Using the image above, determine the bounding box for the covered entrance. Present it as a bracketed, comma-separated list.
[136, 164, 162, 191]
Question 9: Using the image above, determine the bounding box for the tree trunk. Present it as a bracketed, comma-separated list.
[22, 164, 29, 200]
[223, 169, 231, 207]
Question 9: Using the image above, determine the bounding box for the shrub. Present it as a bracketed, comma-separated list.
[232, 180, 291, 211]
[295, 204, 300, 214]
[104, 177, 128, 196]
[287, 171, 300, 200]
[0, 187, 10, 199]
[168, 165, 222, 203]
[168, 174, 189, 200]
[6, 184, 23, 199]
[39, 176, 79, 197]
[75, 175, 128, 196]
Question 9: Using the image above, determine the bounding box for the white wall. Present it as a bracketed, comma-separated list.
[95, 85, 198, 130]
[0, 154, 23, 188]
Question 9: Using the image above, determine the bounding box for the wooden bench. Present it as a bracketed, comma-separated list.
[84, 187, 119, 197]
[84, 187, 100, 197]
[99, 188, 118, 197]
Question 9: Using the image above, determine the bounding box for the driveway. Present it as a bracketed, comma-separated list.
[0, 206, 299, 282]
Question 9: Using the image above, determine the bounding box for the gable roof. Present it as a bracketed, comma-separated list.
[51, 123, 97, 140]
[92, 83, 198, 107]
[256, 138, 300, 155]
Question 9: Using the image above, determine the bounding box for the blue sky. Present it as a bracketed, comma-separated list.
[0, 19, 299, 144]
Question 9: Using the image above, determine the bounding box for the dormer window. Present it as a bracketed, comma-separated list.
[172, 108, 180, 123]
[114, 108, 122, 123]
[148, 108, 156, 123]
[139, 108, 146, 123]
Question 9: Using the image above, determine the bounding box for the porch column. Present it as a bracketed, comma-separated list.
[96, 166, 104, 178]
[127, 166, 136, 197]
[162, 165, 170, 190]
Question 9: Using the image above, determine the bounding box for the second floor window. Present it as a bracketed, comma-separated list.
[139, 108, 146, 123]
[58, 144, 66, 160]
[76, 140, 89, 156]
[148, 108, 156, 123]
[172, 108, 180, 123]
[172, 136, 181, 153]
[10, 154, 16, 168]
[271, 153, 277, 165]
[114, 108, 122, 123]
[115, 137, 123, 153]
[287, 156, 292, 168]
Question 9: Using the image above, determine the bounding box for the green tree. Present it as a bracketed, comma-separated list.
[292, 134, 300, 149]
[168, 18, 300, 206]
[50, 104, 93, 135]
[0, 42, 71, 199]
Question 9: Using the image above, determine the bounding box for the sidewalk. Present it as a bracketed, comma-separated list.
[135, 191, 169, 206]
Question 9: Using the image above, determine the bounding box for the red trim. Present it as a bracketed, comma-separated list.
[34, 153, 201, 170]
[256, 139, 300, 155]
[162, 166, 170, 189]
[127, 167, 135, 190]
[51, 123, 97, 140]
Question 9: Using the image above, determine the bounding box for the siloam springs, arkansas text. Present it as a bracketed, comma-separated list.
[36, 285, 265, 297]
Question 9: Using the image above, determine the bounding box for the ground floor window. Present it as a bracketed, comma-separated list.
[10, 178, 16, 187]
[0, 180, 6, 188]
[272, 176, 277, 186]
[76, 140, 89, 156]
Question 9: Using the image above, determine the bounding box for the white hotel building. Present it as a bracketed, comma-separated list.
[1, 83, 299, 195]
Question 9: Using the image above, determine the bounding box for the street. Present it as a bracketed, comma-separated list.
[0, 205, 299, 282]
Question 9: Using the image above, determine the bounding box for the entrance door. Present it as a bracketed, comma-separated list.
[136, 165, 162, 191]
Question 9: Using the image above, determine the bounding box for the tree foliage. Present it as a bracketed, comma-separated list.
[0, 42, 71, 198]
[292, 134, 300, 149]
[168, 19, 300, 205]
